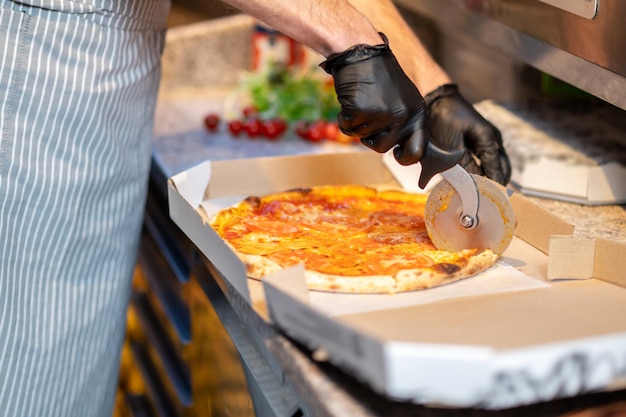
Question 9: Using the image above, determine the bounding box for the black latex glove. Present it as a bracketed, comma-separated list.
[424, 84, 512, 185]
[320, 33, 431, 166]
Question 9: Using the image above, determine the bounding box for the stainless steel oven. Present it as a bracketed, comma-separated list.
[394, 0, 626, 110]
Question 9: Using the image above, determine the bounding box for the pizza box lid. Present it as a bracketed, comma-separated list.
[167, 151, 626, 409]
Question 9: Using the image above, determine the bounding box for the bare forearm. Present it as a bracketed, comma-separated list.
[220, 0, 451, 93]
[344, 0, 451, 93]
[221, 0, 382, 57]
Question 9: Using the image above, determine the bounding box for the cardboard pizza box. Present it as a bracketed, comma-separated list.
[167, 151, 626, 409]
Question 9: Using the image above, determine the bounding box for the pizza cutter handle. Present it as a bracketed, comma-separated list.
[418, 141, 466, 189]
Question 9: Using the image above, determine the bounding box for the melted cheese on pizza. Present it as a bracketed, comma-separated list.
[210, 185, 477, 277]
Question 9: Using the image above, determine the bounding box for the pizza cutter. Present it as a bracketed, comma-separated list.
[417, 141, 516, 254]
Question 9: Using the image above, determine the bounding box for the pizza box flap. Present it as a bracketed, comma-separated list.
[548, 236, 626, 287]
[204, 150, 394, 198]
[168, 159, 251, 302]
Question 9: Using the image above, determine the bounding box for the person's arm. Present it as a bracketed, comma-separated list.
[221, 0, 383, 56]
[345, 0, 451, 94]
[223, 0, 446, 90]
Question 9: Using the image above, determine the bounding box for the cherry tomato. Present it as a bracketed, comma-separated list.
[323, 121, 339, 141]
[335, 130, 355, 144]
[203, 113, 220, 132]
[295, 120, 311, 140]
[262, 123, 279, 139]
[227, 119, 244, 137]
[242, 105, 258, 119]
[271, 118, 288, 136]
[305, 121, 326, 142]
[244, 118, 263, 138]
[262, 119, 285, 140]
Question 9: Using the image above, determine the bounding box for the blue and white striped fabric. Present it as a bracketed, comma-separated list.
[0, 1, 170, 416]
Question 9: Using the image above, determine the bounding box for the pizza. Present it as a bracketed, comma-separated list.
[209, 184, 499, 294]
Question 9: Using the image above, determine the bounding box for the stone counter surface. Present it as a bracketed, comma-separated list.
[532, 197, 625, 241]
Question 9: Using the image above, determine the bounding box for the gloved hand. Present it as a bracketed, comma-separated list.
[320, 33, 431, 166]
[424, 84, 512, 185]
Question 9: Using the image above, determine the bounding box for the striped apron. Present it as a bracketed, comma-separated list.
[0, 1, 170, 416]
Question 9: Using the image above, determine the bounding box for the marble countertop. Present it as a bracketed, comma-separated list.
[152, 88, 364, 180]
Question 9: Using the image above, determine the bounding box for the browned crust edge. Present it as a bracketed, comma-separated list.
[224, 240, 498, 294]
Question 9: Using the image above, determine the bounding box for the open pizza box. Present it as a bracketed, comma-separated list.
[167, 151, 626, 409]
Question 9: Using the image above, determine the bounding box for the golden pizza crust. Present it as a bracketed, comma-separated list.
[302, 270, 398, 293]
[224, 240, 498, 294]
[393, 250, 498, 293]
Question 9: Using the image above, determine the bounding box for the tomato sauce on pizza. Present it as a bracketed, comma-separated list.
[210, 185, 498, 293]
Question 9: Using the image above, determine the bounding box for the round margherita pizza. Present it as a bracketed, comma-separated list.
[209, 184, 498, 294]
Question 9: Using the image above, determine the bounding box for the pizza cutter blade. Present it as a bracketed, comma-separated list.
[423, 165, 516, 254]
